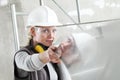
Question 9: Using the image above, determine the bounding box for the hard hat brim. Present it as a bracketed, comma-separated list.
[26, 22, 62, 28]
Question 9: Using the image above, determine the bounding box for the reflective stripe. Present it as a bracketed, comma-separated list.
[47, 63, 58, 80]
[35, 71, 38, 80]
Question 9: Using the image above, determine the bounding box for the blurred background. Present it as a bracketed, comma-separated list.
[0, 0, 120, 80]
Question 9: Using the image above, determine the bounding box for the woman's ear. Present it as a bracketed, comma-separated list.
[30, 27, 36, 37]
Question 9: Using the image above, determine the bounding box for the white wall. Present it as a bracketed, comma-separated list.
[0, 6, 14, 80]
[0, 0, 40, 80]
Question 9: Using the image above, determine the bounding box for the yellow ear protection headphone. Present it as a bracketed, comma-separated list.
[35, 45, 45, 53]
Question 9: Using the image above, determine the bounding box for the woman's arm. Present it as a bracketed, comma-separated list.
[15, 51, 46, 71]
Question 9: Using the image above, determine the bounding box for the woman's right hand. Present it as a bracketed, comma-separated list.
[39, 50, 50, 64]
[39, 45, 61, 64]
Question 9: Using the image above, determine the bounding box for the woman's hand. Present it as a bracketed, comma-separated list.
[39, 45, 61, 64]
[48, 46, 61, 63]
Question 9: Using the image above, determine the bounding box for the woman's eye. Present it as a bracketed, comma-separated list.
[53, 29, 56, 33]
[43, 29, 49, 33]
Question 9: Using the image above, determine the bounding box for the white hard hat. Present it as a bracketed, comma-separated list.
[26, 6, 61, 27]
[72, 32, 97, 65]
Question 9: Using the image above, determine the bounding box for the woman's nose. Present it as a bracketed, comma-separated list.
[49, 31, 55, 38]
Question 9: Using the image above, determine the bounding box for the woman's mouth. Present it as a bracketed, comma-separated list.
[46, 39, 53, 43]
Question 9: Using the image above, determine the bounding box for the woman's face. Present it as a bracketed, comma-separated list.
[31, 26, 56, 46]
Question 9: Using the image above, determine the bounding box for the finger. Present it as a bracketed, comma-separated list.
[49, 53, 58, 59]
[49, 56, 61, 63]
[49, 53, 60, 61]
[49, 45, 57, 50]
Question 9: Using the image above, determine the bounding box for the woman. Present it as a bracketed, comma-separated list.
[14, 6, 71, 80]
